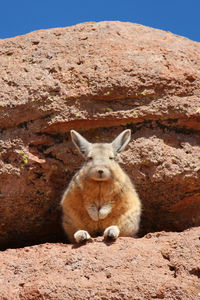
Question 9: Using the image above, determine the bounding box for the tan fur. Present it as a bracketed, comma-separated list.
[61, 130, 141, 243]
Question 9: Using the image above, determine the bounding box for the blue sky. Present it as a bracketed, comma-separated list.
[0, 0, 199, 42]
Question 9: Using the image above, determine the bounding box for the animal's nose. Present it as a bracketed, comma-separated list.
[98, 170, 104, 176]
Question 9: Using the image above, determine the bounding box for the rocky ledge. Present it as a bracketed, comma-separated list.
[0, 227, 200, 300]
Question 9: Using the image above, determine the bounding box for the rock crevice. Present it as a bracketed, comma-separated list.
[0, 21, 200, 248]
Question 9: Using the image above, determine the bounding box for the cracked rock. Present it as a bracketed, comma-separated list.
[0, 21, 200, 248]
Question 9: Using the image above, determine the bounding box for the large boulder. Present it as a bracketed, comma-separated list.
[0, 21, 200, 248]
[0, 228, 199, 299]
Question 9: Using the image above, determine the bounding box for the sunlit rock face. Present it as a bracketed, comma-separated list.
[0, 21, 200, 248]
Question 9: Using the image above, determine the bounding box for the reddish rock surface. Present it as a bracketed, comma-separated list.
[0, 21, 200, 248]
[0, 227, 199, 300]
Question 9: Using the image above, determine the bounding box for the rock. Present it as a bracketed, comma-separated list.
[0, 21, 200, 248]
[0, 227, 199, 299]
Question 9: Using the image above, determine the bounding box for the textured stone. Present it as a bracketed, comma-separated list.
[0, 228, 199, 300]
[0, 21, 200, 248]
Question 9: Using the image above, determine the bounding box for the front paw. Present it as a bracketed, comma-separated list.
[74, 230, 91, 243]
[103, 225, 120, 240]
[99, 204, 112, 219]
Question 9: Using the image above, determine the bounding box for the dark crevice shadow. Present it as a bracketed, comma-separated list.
[71, 239, 93, 249]
[103, 238, 118, 246]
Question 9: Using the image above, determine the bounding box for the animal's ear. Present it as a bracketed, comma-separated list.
[112, 129, 131, 154]
[70, 130, 91, 158]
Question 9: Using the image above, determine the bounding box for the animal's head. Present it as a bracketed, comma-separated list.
[70, 129, 131, 181]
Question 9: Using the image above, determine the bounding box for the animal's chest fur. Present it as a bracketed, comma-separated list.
[81, 180, 120, 208]
[73, 177, 128, 236]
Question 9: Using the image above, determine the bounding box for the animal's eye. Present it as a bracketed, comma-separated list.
[109, 157, 114, 160]
[88, 157, 93, 161]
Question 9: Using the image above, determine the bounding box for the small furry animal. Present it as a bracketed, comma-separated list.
[61, 129, 141, 243]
